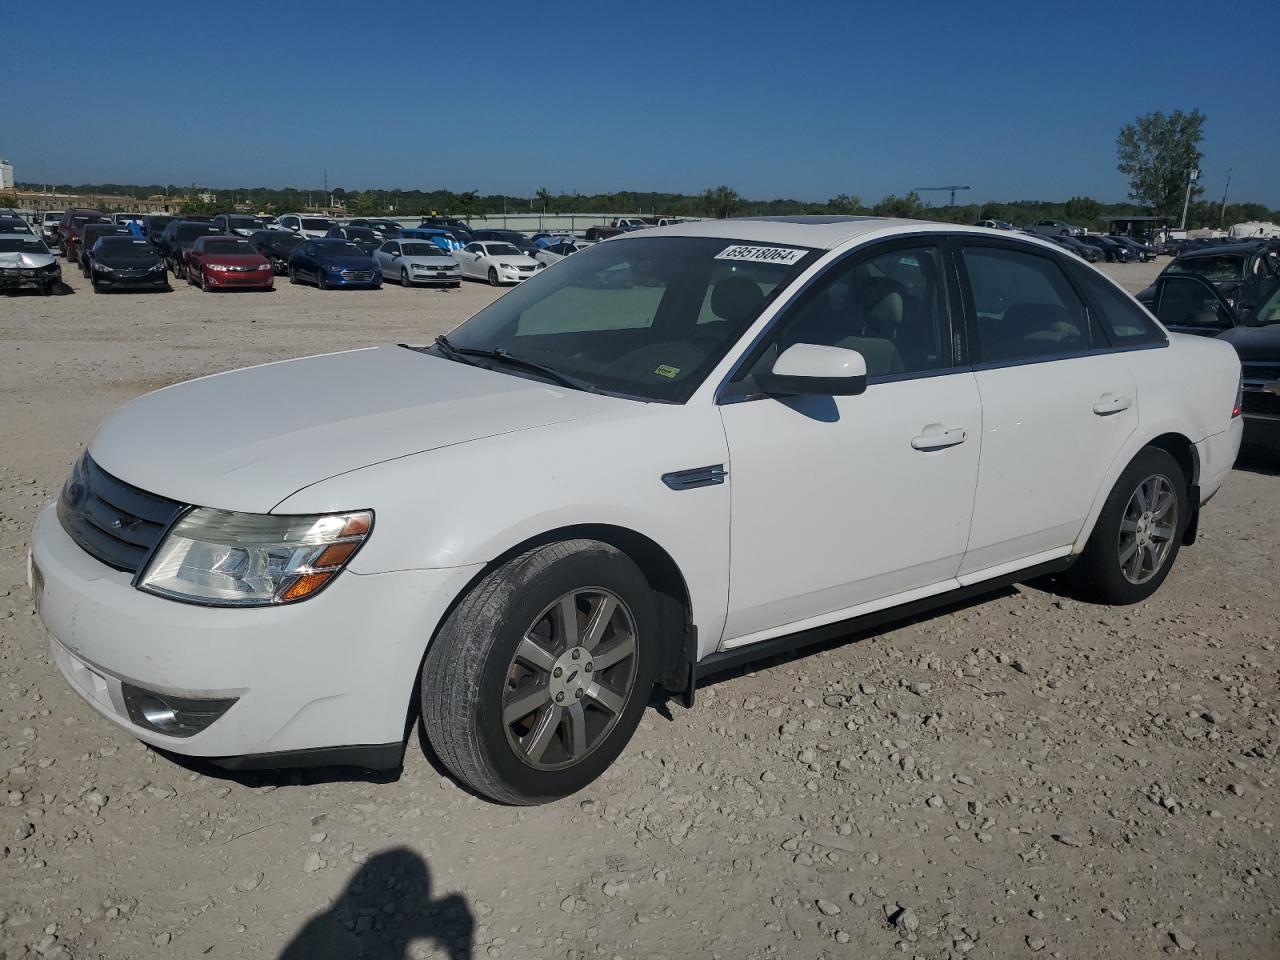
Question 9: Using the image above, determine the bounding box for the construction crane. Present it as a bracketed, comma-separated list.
[914, 185, 971, 206]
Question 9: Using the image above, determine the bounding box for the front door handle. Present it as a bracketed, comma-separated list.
[911, 426, 967, 451]
[1093, 394, 1132, 416]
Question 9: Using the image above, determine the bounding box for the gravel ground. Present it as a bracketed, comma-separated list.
[1, 258, 1277, 960]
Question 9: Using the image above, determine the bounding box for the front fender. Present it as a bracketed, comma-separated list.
[274, 403, 732, 656]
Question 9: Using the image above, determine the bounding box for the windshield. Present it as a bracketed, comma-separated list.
[483, 243, 522, 257]
[71, 216, 109, 228]
[99, 238, 154, 257]
[0, 238, 47, 253]
[269, 234, 303, 253]
[402, 243, 445, 257]
[203, 240, 255, 255]
[229, 217, 263, 229]
[178, 224, 221, 240]
[319, 242, 365, 257]
[344, 228, 377, 241]
[441, 236, 817, 402]
[1167, 255, 1244, 283]
[147, 216, 174, 231]
[1249, 285, 1280, 326]
[302, 218, 335, 231]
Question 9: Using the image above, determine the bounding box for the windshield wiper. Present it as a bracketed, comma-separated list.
[434, 336, 600, 393]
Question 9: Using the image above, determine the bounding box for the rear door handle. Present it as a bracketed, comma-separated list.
[1093, 394, 1132, 416]
[911, 426, 967, 451]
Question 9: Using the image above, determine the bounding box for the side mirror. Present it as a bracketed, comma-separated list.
[758, 343, 867, 397]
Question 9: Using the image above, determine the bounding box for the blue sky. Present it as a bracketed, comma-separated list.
[4, 0, 1277, 206]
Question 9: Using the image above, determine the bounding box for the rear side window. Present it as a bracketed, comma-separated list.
[1075, 268, 1166, 346]
[961, 245, 1091, 363]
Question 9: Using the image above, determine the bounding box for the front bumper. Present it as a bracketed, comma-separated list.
[324, 271, 381, 288]
[0, 269, 58, 291]
[93, 269, 168, 289]
[204, 269, 273, 289]
[31, 503, 480, 764]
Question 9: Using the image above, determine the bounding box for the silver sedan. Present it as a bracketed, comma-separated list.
[372, 239, 462, 288]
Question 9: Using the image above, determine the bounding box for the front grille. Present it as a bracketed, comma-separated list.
[57, 454, 186, 573]
[516, 265, 536, 272]
[1242, 361, 1280, 382]
[339, 269, 374, 282]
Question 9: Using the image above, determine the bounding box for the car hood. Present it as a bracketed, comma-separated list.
[203, 254, 268, 266]
[88, 345, 629, 513]
[0, 250, 55, 268]
[1218, 324, 1280, 363]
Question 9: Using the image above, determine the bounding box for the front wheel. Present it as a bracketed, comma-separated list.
[1072, 447, 1187, 605]
[401, 267, 411, 287]
[488, 267, 499, 286]
[421, 540, 658, 804]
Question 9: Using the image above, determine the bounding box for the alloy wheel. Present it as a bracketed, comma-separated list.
[501, 588, 638, 771]
[1117, 474, 1178, 585]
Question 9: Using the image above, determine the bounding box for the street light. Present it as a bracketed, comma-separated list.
[1179, 167, 1200, 232]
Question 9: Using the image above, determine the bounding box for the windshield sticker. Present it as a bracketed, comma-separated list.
[653, 364, 681, 379]
[714, 244, 807, 265]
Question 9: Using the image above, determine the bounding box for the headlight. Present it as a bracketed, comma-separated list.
[149, 262, 165, 271]
[95, 264, 114, 273]
[138, 508, 373, 606]
[208, 263, 231, 272]
[499, 263, 513, 269]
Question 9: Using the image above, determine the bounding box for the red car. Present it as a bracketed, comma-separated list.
[184, 236, 274, 292]
[59, 208, 110, 262]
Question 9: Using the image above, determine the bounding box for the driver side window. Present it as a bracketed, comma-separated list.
[770, 244, 953, 379]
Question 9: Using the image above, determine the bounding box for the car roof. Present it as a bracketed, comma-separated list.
[0, 232, 46, 241]
[626, 215, 1072, 252]
[1176, 244, 1248, 258]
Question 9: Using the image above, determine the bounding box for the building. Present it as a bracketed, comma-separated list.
[0, 159, 13, 191]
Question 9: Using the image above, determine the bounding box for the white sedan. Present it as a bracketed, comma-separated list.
[533, 239, 593, 267]
[457, 241, 543, 285]
[372, 239, 461, 288]
[31, 217, 1242, 804]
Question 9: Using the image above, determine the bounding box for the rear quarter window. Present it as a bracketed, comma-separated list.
[1074, 267, 1167, 347]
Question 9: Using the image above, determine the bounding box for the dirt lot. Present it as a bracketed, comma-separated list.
[1, 258, 1277, 960]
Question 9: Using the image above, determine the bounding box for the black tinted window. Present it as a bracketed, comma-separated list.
[770, 245, 953, 378]
[1075, 268, 1166, 345]
[1154, 277, 1235, 331]
[962, 245, 1091, 363]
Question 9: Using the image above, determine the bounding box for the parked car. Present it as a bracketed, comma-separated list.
[1077, 235, 1136, 263]
[0, 216, 35, 235]
[418, 216, 472, 236]
[457, 241, 543, 285]
[1027, 219, 1085, 238]
[585, 224, 626, 242]
[325, 225, 381, 255]
[58, 209, 110, 260]
[141, 214, 175, 247]
[0, 234, 61, 295]
[471, 229, 541, 257]
[1145, 272, 1280, 454]
[31, 218, 1242, 803]
[973, 219, 1016, 231]
[112, 213, 146, 235]
[1136, 243, 1277, 318]
[401, 227, 463, 253]
[158, 220, 224, 278]
[372, 239, 461, 288]
[247, 229, 305, 274]
[348, 218, 403, 239]
[287, 238, 382, 289]
[184, 236, 274, 292]
[212, 214, 267, 237]
[533, 239, 592, 266]
[86, 236, 169, 293]
[1107, 235, 1157, 262]
[1045, 234, 1101, 263]
[277, 213, 339, 239]
[39, 211, 64, 245]
[531, 232, 576, 248]
[78, 223, 134, 276]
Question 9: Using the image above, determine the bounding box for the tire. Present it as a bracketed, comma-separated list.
[90, 278, 100, 293]
[1071, 447, 1187, 605]
[317, 270, 327, 290]
[422, 539, 658, 804]
[401, 267, 411, 287]
[200, 272, 211, 293]
[288, 266, 298, 285]
[488, 267, 499, 286]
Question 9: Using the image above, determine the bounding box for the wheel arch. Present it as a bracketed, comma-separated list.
[404, 522, 696, 736]
[1074, 428, 1201, 554]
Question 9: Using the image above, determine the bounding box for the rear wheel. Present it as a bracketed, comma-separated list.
[1072, 447, 1187, 605]
[421, 540, 658, 804]
[488, 267, 499, 286]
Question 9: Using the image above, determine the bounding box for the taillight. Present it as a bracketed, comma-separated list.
[1232, 378, 1243, 418]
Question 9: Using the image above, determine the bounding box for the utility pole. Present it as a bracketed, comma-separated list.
[1218, 167, 1232, 229]
[1179, 167, 1199, 232]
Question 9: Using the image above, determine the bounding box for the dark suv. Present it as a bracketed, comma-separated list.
[158, 220, 223, 278]
[142, 214, 176, 248]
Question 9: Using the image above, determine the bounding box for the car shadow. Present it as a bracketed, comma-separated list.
[1234, 452, 1280, 477]
[151, 745, 403, 788]
[279, 847, 474, 960]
